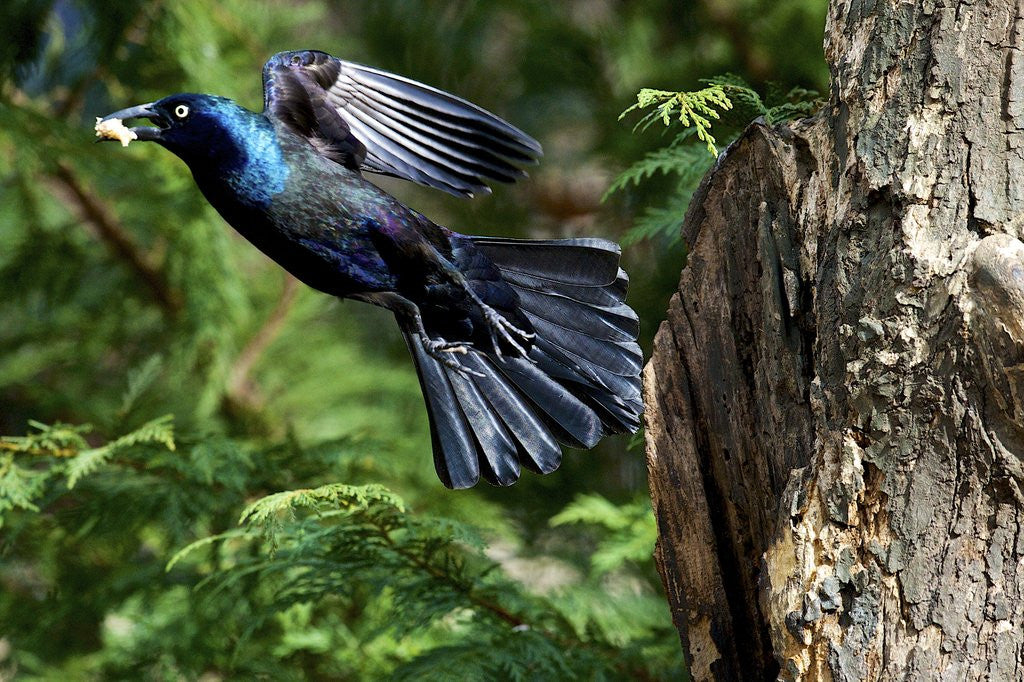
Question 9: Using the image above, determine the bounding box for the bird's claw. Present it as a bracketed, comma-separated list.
[422, 337, 485, 377]
[481, 306, 535, 362]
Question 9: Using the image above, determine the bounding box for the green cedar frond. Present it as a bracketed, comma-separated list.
[621, 190, 696, 246]
[0, 455, 50, 521]
[175, 481, 672, 678]
[239, 482, 403, 526]
[391, 627, 575, 682]
[703, 73, 765, 119]
[702, 75, 821, 125]
[551, 494, 657, 575]
[604, 131, 710, 244]
[601, 129, 707, 202]
[763, 85, 822, 124]
[611, 75, 821, 245]
[237, 482, 405, 555]
[165, 529, 249, 572]
[620, 85, 733, 154]
[0, 417, 177, 524]
[0, 420, 91, 457]
[118, 354, 165, 416]
[550, 494, 631, 529]
[66, 415, 176, 488]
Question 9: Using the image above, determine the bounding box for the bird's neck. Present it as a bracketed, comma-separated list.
[184, 112, 289, 209]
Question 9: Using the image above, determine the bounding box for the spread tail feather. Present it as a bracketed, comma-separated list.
[406, 237, 643, 488]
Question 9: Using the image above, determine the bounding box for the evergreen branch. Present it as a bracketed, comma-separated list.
[52, 163, 184, 315]
[620, 86, 733, 154]
[610, 76, 819, 245]
[238, 483, 403, 553]
[238, 483, 403, 528]
[166, 528, 249, 572]
[602, 133, 709, 203]
[237, 484, 536, 630]
[119, 354, 165, 417]
[66, 415, 176, 488]
[763, 85, 822, 124]
[370, 515, 528, 629]
[368, 513, 664, 682]
[1, 418, 174, 526]
[0, 441, 77, 458]
[551, 494, 632, 529]
[368, 503, 663, 682]
[0, 455, 49, 519]
[621, 192, 694, 246]
[0, 421, 91, 458]
[551, 494, 658, 575]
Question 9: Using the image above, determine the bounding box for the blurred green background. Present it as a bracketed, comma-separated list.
[0, 1, 827, 679]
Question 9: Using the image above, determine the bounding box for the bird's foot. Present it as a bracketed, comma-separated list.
[422, 337, 485, 377]
[481, 306, 535, 361]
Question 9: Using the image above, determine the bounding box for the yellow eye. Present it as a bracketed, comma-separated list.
[174, 104, 189, 119]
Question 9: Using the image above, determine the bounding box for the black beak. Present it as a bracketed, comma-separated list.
[99, 102, 168, 141]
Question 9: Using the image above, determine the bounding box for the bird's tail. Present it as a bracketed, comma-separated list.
[404, 237, 643, 488]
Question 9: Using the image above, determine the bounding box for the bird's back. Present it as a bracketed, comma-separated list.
[199, 119, 434, 298]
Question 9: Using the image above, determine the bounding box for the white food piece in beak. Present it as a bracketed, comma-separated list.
[95, 117, 138, 147]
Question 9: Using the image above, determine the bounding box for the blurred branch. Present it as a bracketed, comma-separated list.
[53, 163, 183, 315]
[224, 274, 300, 413]
[54, 3, 158, 118]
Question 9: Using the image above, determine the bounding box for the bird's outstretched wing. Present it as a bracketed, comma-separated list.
[262, 50, 542, 198]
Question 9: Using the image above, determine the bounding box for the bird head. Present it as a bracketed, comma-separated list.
[99, 94, 257, 166]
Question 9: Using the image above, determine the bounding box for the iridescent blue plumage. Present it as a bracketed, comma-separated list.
[154, 95, 289, 208]
[100, 50, 643, 488]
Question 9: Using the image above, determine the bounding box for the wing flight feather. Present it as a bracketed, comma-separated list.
[262, 50, 541, 198]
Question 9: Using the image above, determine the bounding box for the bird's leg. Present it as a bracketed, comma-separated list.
[352, 292, 484, 378]
[366, 229, 534, 362]
[419, 337, 483, 377]
[461, 288, 535, 361]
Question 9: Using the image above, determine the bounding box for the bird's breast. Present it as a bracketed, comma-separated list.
[198, 170, 396, 297]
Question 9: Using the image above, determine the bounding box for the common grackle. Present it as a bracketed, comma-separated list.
[99, 50, 643, 488]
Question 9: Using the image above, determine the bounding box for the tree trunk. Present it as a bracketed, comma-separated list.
[644, 0, 1024, 679]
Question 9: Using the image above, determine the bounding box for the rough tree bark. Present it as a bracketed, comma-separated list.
[644, 0, 1024, 679]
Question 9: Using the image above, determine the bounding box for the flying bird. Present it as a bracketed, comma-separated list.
[98, 50, 642, 488]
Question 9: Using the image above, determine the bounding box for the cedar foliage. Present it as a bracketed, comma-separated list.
[1, 1, 827, 679]
[1, 422, 677, 679]
[607, 77, 822, 246]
